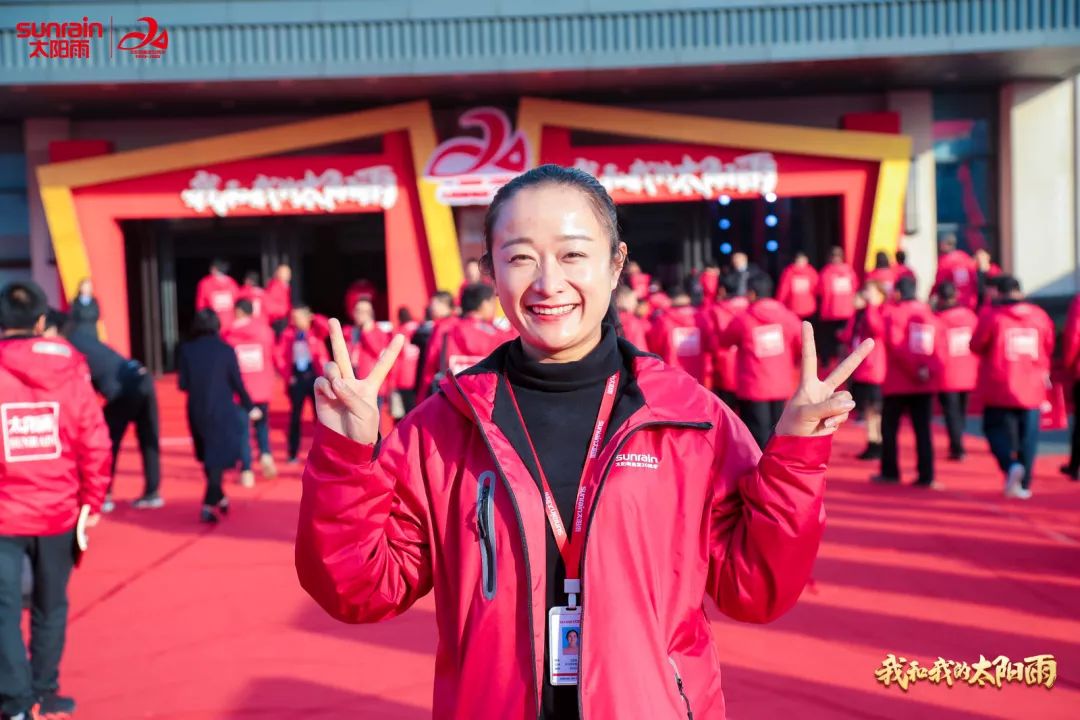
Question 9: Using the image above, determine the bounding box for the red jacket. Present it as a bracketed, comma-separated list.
[970, 301, 1055, 409]
[1062, 294, 1080, 381]
[882, 300, 942, 396]
[866, 267, 896, 298]
[195, 272, 240, 330]
[818, 263, 858, 321]
[0, 336, 111, 535]
[296, 344, 831, 720]
[264, 279, 292, 323]
[720, 299, 802, 402]
[274, 325, 330, 379]
[839, 304, 886, 385]
[392, 320, 421, 393]
[237, 285, 267, 320]
[344, 323, 391, 392]
[705, 297, 749, 393]
[936, 305, 979, 393]
[420, 317, 514, 399]
[894, 264, 916, 283]
[700, 270, 721, 304]
[777, 264, 819, 318]
[418, 317, 459, 400]
[647, 305, 710, 385]
[223, 318, 277, 404]
[618, 310, 650, 351]
[935, 250, 978, 308]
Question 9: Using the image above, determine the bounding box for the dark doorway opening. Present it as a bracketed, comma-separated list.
[122, 212, 386, 373]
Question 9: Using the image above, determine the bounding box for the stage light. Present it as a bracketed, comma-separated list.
[765, 192, 778, 203]
[766, 240, 779, 252]
[765, 214, 778, 227]
[719, 242, 733, 254]
[719, 218, 732, 230]
[718, 195, 731, 206]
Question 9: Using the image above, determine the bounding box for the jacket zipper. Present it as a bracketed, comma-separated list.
[668, 656, 694, 720]
[452, 374, 542, 719]
[476, 470, 497, 601]
[577, 420, 713, 720]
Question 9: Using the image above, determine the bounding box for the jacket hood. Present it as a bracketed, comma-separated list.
[747, 298, 792, 323]
[0, 336, 86, 391]
[439, 337, 715, 429]
[994, 300, 1040, 321]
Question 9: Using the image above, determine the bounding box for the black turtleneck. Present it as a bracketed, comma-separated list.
[493, 328, 631, 720]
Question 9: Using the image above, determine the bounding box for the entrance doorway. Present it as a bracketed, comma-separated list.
[122, 213, 387, 373]
[616, 196, 841, 290]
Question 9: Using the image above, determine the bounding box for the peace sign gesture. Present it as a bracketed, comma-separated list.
[314, 318, 406, 445]
[774, 322, 874, 438]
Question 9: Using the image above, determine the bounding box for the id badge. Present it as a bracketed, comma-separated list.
[548, 605, 582, 686]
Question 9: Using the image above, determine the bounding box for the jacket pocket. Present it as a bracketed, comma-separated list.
[668, 656, 694, 720]
[476, 471, 497, 601]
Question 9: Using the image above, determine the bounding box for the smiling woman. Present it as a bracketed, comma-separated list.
[295, 164, 871, 720]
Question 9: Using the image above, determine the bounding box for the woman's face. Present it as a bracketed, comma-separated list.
[490, 184, 624, 363]
[79, 280, 92, 296]
[567, 631, 579, 647]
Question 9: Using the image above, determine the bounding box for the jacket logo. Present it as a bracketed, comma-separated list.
[2, 402, 61, 463]
[614, 452, 659, 470]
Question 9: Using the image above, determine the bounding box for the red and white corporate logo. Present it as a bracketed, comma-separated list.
[614, 452, 660, 471]
[15, 16, 168, 60]
[2, 402, 62, 463]
[424, 107, 530, 207]
[117, 17, 169, 59]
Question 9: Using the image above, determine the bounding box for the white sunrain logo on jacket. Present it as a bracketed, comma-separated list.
[614, 452, 660, 470]
[2, 402, 61, 463]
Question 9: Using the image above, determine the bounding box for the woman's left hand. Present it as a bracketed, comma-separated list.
[774, 322, 874, 438]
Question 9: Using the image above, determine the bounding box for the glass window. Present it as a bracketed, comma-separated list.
[933, 93, 998, 258]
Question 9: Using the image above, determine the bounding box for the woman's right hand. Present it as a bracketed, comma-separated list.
[314, 318, 405, 446]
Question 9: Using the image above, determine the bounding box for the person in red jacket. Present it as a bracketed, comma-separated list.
[390, 306, 422, 416]
[437, 283, 510, 378]
[875, 275, 942, 487]
[934, 234, 978, 309]
[343, 296, 391, 399]
[934, 282, 980, 460]
[1062, 292, 1080, 480]
[236, 271, 266, 321]
[840, 280, 887, 460]
[296, 164, 871, 720]
[866, 251, 897, 298]
[195, 258, 240, 331]
[223, 299, 278, 485]
[973, 247, 1003, 310]
[718, 272, 804, 449]
[625, 259, 651, 300]
[647, 278, 711, 386]
[699, 261, 721, 306]
[413, 292, 457, 401]
[263, 264, 293, 338]
[817, 245, 859, 368]
[893, 250, 916, 285]
[970, 276, 1055, 499]
[776, 251, 819, 319]
[705, 272, 750, 408]
[0, 281, 110, 720]
[275, 305, 331, 463]
[614, 283, 649, 350]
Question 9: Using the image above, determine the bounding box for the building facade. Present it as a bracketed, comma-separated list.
[1, 0, 1078, 368]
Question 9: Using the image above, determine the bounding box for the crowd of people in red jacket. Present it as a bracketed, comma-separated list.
[195, 234, 1078, 502]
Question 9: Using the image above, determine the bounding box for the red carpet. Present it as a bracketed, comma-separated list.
[53, 379, 1080, 719]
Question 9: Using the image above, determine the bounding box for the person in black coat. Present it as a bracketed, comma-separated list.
[178, 309, 261, 523]
[46, 310, 162, 512]
[67, 278, 101, 341]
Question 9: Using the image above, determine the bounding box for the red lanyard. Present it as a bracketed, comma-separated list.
[503, 372, 619, 607]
